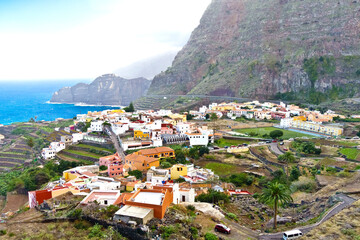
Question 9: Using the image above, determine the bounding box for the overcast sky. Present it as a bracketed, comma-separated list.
[0, 0, 211, 81]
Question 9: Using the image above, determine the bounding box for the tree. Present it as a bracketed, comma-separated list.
[186, 114, 193, 121]
[278, 152, 296, 177]
[26, 137, 34, 148]
[289, 167, 301, 181]
[124, 102, 135, 112]
[210, 113, 218, 121]
[277, 152, 295, 163]
[128, 170, 142, 179]
[175, 150, 186, 163]
[205, 114, 210, 120]
[99, 165, 108, 171]
[357, 131, 360, 137]
[199, 146, 209, 157]
[259, 182, 293, 229]
[269, 130, 283, 139]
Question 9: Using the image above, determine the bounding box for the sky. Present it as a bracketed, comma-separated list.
[0, 0, 211, 81]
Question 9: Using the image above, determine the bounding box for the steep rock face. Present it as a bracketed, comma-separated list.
[148, 0, 360, 99]
[51, 74, 151, 106]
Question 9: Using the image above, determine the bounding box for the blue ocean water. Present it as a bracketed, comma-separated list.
[0, 80, 118, 125]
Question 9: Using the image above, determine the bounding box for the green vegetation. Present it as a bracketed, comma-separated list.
[48, 119, 74, 128]
[0, 160, 83, 196]
[196, 189, 229, 204]
[339, 148, 360, 160]
[205, 162, 236, 175]
[303, 56, 336, 87]
[215, 138, 250, 147]
[270, 130, 283, 139]
[161, 225, 175, 239]
[223, 173, 254, 187]
[76, 144, 113, 153]
[292, 140, 321, 155]
[64, 149, 104, 158]
[259, 182, 293, 229]
[11, 127, 30, 135]
[123, 102, 135, 112]
[278, 152, 296, 163]
[204, 232, 218, 240]
[128, 170, 143, 179]
[235, 127, 313, 139]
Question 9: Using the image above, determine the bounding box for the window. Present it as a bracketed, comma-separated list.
[104, 200, 108, 205]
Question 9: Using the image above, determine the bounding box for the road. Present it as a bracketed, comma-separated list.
[269, 143, 283, 156]
[104, 126, 126, 162]
[259, 194, 356, 239]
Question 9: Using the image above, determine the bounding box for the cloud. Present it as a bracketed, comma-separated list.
[0, 0, 210, 80]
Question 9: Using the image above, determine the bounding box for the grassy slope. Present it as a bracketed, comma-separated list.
[235, 127, 314, 139]
[339, 148, 360, 160]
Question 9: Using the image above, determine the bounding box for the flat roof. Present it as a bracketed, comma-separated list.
[115, 205, 153, 219]
[133, 192, 164, 205]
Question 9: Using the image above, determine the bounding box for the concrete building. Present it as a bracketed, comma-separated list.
[81, 190, 120, 206]
[187, 132, 209, 146]
[146, 167, 170, 185]
[90, 121, 104, 132]
[114, 205, 154, 224]
[41, 148, 56, 159]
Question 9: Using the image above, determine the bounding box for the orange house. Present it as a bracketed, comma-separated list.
[124, 153, 159, 172]
[137, 147, 175, 159]
[124, 188, 173, 219]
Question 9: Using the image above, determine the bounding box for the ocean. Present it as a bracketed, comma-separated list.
[0, 80, 119, 125]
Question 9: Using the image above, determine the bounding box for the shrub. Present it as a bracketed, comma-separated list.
[0, 230, 6, 236]
[270, 130, 283, 139]
[196, 189, 229, 204]
[99, 165, 107, 171]
[88, 224, 105, 238]
[205, 232, 218, 240]
[190, 226, 198, 238]
[337, 171, 350, 178]
[160, 226, 175, 239]
[128, 170, 143, 179]
[67, 208, 82, 219]
[290, 178, 316, 193]
[226, 212, 238, 221]
[160, 161, 172, 168]
[186, 205, 195, 211]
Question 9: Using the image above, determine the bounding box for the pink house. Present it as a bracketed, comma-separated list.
[99, 153, 122, 166]
[161, 127, 173, 135]
[108, 164, 124, 177]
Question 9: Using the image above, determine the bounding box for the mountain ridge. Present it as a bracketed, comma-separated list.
[147, 0, 360, 103]
[50, 74, 151, 106]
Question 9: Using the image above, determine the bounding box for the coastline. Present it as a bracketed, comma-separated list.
[46, 101, 125, 108]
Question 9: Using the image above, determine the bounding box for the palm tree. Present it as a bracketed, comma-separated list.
[278, 152, 296, 177]
[259, 182, 293, 229]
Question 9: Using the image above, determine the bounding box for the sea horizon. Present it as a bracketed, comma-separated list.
[0, 80, 120, 125]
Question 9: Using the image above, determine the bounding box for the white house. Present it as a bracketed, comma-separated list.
[50, 142, 66, 153]
[90, 121, 104, 132]
[187, 133, 209, 146]
[111, 122, 129, 135]
[87, 177, 121, 191]
[280, 118, 293, 128]
[176, 122, 192, 134]
[146, 167, 170, 185]
[72, 132, 86, 143]
[41, 148, 56, 159]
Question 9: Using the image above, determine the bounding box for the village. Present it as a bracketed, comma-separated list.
[1, 100, 360, 239]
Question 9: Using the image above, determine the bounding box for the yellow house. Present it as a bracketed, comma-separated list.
[126, 181, 141, 192]
[293, 116, 306, 121]
[212, 105, 235, 111]
[111, 109, 125, 113]
[170, 164, 188, 180]
[134, 130, 150, 139]
[168, 113, 187, 124]
[63, 171, 79, 181]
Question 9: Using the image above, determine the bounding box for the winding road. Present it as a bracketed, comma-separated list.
[258, 194, 356, 239]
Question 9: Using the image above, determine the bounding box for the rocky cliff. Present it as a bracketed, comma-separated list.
[51, 74, 151, 106]
[148, 0, 360, 103]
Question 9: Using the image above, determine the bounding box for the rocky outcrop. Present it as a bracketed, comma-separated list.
[51, 74, 151, 106]
[148, 0, 360, 101]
